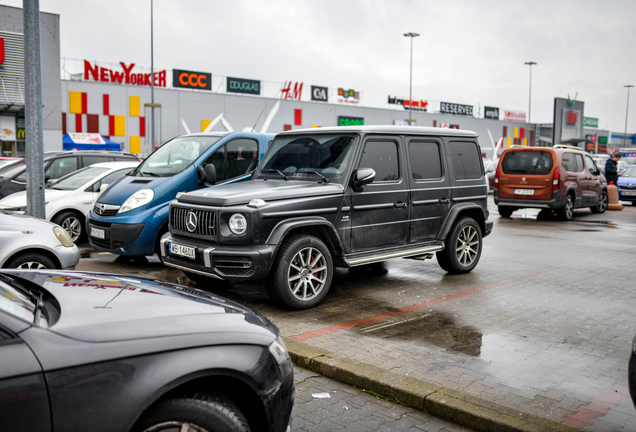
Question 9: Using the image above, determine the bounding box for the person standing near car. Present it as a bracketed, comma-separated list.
[605, 153, 622, 185]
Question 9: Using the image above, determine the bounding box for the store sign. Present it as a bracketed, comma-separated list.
[227, 77, 261, 95]
[68, 133, 106, 144]
[84, 60, 167, 87]
[0, 116, 16, 141]
[388, 96, 428, 111]
[311, 85, 328, 102]
[502, 109, 527, 123]
[338, 88, 360, 104]
[440, 102, 474, 116]
[566, 111, 578, 125]
[281, 81, 303, 100]
[172, 69, 211, 90]
[584, 117, 599, 128]
[484, 106, 500, 120]
[338, 116, 364, 126]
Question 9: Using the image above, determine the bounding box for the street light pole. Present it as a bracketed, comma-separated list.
[624, 85, 633, 147]
[524, 61, 537, 123]
[404, 32, 419, 125]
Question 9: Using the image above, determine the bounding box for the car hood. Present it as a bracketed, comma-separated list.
[0, 189, 71, 209]
[0, 210, 59, 229]
[4, 270, 278, 344]
[97, 175, 173, 205]
[618, 176, 636, 186]
[177, 179, 345, 207]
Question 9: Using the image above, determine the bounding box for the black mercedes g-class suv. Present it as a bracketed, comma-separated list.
[161, 126, 493, 309]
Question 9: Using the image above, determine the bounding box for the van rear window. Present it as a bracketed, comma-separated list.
[501, 151, 553, 175]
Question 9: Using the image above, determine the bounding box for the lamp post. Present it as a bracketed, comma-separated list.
[404, 32, 419, 125]
[624, 85, 633, 146]
[524, 61, 536, 123]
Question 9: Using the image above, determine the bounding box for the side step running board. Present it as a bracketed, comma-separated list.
[345, 245, 443, 267]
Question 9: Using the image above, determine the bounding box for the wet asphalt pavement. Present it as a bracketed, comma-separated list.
[77, 197, 636, 431]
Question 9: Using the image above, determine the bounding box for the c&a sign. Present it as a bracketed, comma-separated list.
[84, 60, 167, 87]
[173, 69, 211, 90]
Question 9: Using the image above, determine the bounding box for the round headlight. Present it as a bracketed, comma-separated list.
[228, 213, 247, 235]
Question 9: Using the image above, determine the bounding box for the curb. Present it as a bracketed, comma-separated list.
[284, 337, 577, 432]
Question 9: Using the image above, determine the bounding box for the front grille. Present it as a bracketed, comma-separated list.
[89, 220, 112, 228]
[93, 203, 120, 216]
[171, 206, 216, 236]
[214, 256, 254, 277]
[619, 184, 636, 190]
[217, 267, 255, 276]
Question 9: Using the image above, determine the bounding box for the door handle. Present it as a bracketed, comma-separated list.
[395, 201, 407, 208]
[439, 198, 450, 204]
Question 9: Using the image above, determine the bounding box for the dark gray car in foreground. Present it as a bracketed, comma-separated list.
[0, 270, 293, 432]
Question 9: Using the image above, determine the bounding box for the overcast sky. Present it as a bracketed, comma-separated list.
[4, 0, 636, 133]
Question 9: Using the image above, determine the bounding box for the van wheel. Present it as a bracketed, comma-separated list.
[590, 191, 608, 214]
[558, 194, 574, 221]
[266, 234, 333, 310]
[498, 206, 514, 218]
[132, 394, 249, 432]
[437, 217, 482, 274]
[52, 211, 85, 243]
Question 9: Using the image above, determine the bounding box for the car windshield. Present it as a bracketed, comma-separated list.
[622, 166, 636, 177]
[136, 136, 222, 176]
[257, 134, 356, 180]
[0, 159, 26, 177]
[501, 151, 553, 175]
[51, 166, 109, 190]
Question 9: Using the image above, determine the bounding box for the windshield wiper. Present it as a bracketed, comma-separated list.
[141, 171, 161, 177]
[300, 171, 329, 183]
[262, 169, 289, 180]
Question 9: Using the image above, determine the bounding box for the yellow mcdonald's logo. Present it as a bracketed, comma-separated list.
[17, 129, 25, 139]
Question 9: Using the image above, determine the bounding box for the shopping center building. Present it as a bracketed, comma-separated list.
[1, 5, 630, 159]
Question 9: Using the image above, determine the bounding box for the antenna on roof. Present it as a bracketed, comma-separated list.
[251, 110, 263, 132]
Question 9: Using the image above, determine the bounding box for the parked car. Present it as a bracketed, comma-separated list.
[0, 269, 294, 432]
[494, 145, 608, 220]
[0, 209, 79, 269]
[484, 160, 496, 192]
[162, 125, 493, 310]
[618, 165, 636, 205]
[0, 157, 22, 170]
[0, 162, 139, 243]
[87, 132, 274, 259]
[0, 150, 141, 200]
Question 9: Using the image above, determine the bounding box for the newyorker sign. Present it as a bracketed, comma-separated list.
[440, 102, 474, 116]
[84, 60, 167, 87]
[227, 77, 261, 95]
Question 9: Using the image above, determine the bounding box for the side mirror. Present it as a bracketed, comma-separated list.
[355, 168, 376, 186]
[204, 164, 217, 185]
[45, 174, 51, 182]
[196, 165, 206, 186]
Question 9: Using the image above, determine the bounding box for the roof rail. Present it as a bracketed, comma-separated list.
[553, 145, 582, 151]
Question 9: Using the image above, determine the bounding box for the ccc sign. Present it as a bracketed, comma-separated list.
[172, 69, 211, 91]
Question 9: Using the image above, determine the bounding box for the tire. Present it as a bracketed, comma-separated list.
[498, 206, 514, 218]
[5, 252, 57, 269]
[590, 191, 608, 214]
[436, 217, 482, 274]
[265, 234, 333, 310]
[558, 194, 574, 221]
[52, 211, 85, 243]
[132, 394, 249, 432]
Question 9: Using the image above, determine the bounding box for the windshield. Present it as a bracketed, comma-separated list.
[0, 159, 26, 177]
[622, 166, 636, 177]
[257, 134, 356, 180]
[136, 136, 222, 176]
[51, 166, 109, 190]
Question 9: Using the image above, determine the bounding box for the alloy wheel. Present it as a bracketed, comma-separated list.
[142, 422, 208, 432]
[599, 193, 608, 212]
[61, 216, 82, 242]
[455, 225, 480, 267]
[287, 246, 328, 301]
[17, 261, 48, 269]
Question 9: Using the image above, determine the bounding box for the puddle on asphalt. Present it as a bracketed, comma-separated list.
[358, 310, 483, 356]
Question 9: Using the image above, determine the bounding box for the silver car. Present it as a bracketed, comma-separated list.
[0, 209, 80, 269]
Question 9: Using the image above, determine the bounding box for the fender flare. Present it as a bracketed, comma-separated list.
[265, 216, 345, 258]
[438, 202, 488, 241]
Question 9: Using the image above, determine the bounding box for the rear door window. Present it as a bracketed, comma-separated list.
[358, 141, 399, 182]
[409, 141, 442, 180]
[574, 154, 585, 172]
[449, 141, 481, 179]
[501, 151, 553, 175]
[562, 153, 576, 172]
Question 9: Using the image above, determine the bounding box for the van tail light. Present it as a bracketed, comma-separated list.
[552, 167, 560, 191]
[494, 167, 499, 189]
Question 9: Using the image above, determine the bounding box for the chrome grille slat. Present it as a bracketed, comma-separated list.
[170, 206, 217, 237]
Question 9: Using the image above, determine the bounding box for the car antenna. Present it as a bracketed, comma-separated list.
[251, 110, 263, 132]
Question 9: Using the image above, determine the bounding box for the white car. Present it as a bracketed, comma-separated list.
[0, 209, 79, 269]
[0, 161, 139, 243]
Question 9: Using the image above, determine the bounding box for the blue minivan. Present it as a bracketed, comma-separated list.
[87, 132, 274, 258]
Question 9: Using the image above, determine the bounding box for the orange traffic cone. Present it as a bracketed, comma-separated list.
[607, 182, 623, 211]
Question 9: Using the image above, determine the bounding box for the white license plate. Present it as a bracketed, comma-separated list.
[90, 227, 105, 239]
[622, 190, 636, 196]
[514, 188, 535, 196]
[169, 242, 196, 259]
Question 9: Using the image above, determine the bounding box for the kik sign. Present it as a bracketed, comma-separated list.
[338, 116, 364, 126]
[227, 77, 261, 95]
[84, 60, 167, 87]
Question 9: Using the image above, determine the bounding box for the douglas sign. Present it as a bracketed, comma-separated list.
[227, 77, 261, 95]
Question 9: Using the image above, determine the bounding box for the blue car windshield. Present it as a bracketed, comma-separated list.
[137, 136, 222, 176]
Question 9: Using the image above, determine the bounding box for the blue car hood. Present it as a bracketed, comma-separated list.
[98, 175, 173, 205]
[618, 176, 636, 186]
